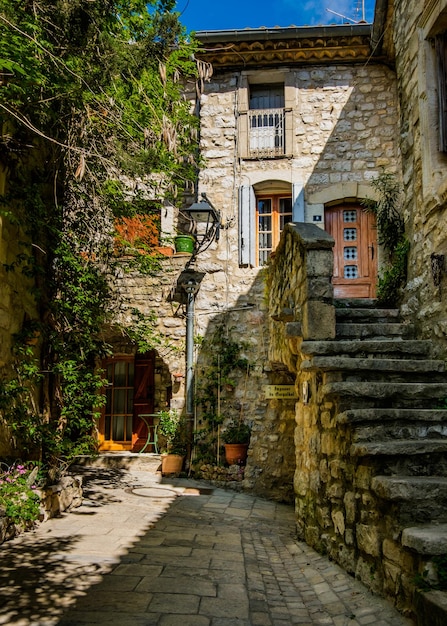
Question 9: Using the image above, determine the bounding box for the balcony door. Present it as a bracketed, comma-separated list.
[325, 204, 377, 298]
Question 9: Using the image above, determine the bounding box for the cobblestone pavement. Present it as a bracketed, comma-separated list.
[0, 457, 415, 626]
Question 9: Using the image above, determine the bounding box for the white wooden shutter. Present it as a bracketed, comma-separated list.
[239, 185, 256, 266]
[292, 182, 304, 222]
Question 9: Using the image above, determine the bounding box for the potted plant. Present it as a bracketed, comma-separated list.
[222, 419, 251, 466]
[157, 409, 186, 476]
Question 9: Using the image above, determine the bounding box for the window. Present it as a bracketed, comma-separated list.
[257, 195, 292, 265]
[239, 182, 303, 267]
[249, 84, 285, 157]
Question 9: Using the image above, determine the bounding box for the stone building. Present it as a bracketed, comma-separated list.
[2, 0, 447, 618]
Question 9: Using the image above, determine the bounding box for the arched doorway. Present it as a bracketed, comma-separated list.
[325, 203, 377, 298]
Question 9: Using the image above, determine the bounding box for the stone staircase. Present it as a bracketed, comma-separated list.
[299, 298, 447, 622]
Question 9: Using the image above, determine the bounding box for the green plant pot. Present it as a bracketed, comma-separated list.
[174, 234, 195, 254]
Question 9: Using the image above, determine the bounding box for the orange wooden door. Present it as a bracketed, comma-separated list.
[325, 205, 377, 298]
[132, 352, 155, 452]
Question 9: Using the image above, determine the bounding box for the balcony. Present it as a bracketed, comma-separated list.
[249, 108, 285, 157]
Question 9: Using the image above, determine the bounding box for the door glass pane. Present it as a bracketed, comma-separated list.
[106, 388, 112, 412]
[128, 361, 134, 386]
[343, 210, 357, 222]
[344, 228, 357, 241]
[344, 265, 359, 279]
[114, 361, 126, 387]
[344, 247, 358, 260]
[113, 389, 126, 414]
[113, 416, 125, 441]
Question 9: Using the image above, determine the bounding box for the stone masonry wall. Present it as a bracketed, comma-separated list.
[392, 0, 447, 354]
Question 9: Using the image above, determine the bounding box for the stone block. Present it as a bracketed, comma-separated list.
[302, 300, 335, 340]
[356, 523, 381, 557]
[332, 509, 345, 535]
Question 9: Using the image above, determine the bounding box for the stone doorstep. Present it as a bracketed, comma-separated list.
[301, 356, 445, 373]
[401, 524, 447, 555]
[300, 339, 432, 357]
[372, 475, 447, 502]
[337, 409, 447, 424]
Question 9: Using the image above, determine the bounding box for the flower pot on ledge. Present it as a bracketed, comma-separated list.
[174, 234, 195, 254]
[224, 443, 249, 466]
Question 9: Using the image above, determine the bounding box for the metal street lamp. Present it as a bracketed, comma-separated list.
[182, 194, 221, 253]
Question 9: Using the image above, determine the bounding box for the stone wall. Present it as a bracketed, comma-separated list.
[391, 0, 447, 354]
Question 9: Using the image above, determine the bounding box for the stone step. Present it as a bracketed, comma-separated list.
[350, 439, 447, 457]
[335, 298, 378, 309]
[352, 423, 447, 443]
[336, 322, 414, 339]
[335, 308, 400, 322]
[301, 356, 445, 373]
[323, 381, 447, 402]
[402, 523, 447, 555]
[337, 409, 447, 425]
[415, 589, 447, 626]
[300, 339, 432, 358]
[372, 476, 447, 502]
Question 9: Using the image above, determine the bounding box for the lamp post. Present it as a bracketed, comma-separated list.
[180, 195, 221, 463]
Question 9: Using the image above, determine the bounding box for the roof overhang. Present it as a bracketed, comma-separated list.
[195, 24, 374, 70]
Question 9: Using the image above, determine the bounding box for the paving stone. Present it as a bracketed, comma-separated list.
[0, 462, 414, 626]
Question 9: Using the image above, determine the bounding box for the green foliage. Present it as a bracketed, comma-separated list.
[376, 238, 410, 306]
[157, 409, 185, 454]
[221, 419, 251, 444]
[362, 171, 409, 306]
[194, 323, 251, 464]
[0, 462, 40, 525]
[0, 0, 199, 480]
[415, 555, 447, 591]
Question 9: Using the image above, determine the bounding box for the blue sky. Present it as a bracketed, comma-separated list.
[177, 0, 376, 32]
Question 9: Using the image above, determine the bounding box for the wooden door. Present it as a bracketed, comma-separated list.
[98, 352, 155, 451]
[325, 205, 377, 298]
[132, 352, 155, 452]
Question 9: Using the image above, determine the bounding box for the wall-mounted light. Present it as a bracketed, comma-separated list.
[182, 194, 221, 253]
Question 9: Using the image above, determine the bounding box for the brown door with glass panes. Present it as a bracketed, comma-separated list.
[325, 204, 377, 298]
[98, 352, 155, 451]
[257, 195, 292, 265]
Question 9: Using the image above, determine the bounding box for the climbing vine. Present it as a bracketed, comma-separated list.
[362, 170, 409, 306]
[0, 0, 200, 479]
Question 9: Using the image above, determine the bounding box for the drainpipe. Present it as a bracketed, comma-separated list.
[184, 279, 199, 462]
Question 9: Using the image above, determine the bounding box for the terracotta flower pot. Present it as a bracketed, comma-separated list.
[224, 443, 249, 466]
[161, 454, 184, 476]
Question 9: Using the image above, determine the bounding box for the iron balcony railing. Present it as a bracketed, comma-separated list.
[249, 108, 285, 157]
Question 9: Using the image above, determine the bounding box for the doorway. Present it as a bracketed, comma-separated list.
[98, 352, 155, 451]
[325, 204, 377, 298]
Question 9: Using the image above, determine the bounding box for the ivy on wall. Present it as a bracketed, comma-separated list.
[0, 0, 200, 479]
